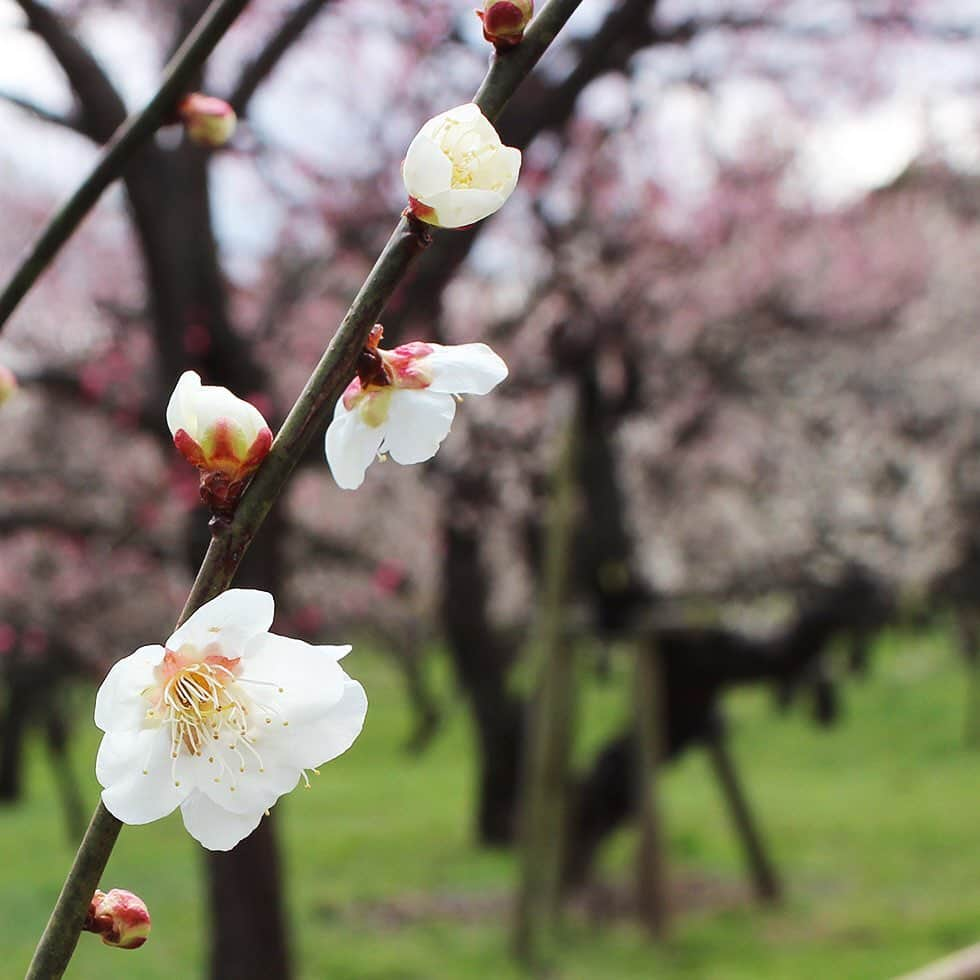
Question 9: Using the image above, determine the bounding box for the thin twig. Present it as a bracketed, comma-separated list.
[0, 89, 81, 132]
[24, 2, 583, 976]
[229, 0, 336, 115]
[0, 0, 254, 334]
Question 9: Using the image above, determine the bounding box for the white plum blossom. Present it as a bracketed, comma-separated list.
[94, 589, 367, 851]
[402, 103, 521, 228]
[167, 370, 272, 483]
[325, 325, 508, 490]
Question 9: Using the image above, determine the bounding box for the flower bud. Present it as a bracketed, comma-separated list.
[179, 93, 237, 148]
[0, 363, 17, 405]
[403, 103, 521, 229]
[84, 889, 151, 950]
[166, 371, 273, 515]
[477, 0, 533, 47]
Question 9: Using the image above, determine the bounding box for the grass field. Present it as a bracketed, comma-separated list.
[5, 624, 979, 979]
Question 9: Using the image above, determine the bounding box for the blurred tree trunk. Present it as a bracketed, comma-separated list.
[441, 508, 524, 844]
[0, 661, 31, 802]
[633, 639, 668, 937]
[514, 407, 579, 965]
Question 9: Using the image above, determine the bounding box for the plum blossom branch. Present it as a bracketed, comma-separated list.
[26, 0, 584, 975]
[0, 0, 255, 335]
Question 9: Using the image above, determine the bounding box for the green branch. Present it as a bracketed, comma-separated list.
[24, 0, 584, 975]
[0, 0, 254, 332]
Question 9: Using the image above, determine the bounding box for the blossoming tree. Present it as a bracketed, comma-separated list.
[2, 0, 980, 976]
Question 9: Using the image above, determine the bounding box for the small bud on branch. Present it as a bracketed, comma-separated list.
[477, 0, 533, 49]
[178, 93, 237, 148]
[0, 363, 17, 405]
[83, 889, 150, 950]
[166, 371, 273, 518]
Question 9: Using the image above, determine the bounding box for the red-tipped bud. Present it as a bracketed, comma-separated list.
[178, 93, 237, 148]
[0, 363, 17, 406]
[477, 0, 533, 48]
[84, 889, 151, 950]
[166, 371, 273, 517]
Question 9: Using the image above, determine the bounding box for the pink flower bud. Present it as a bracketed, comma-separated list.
[477, 0, 533, 48]
[84, 889, 151, 950]
[179, 93, 237, 148]
[0, 363, 17, 405]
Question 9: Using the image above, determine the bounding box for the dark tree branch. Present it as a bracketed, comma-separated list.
[14, 0, 126, 142]
[228, 0, 336, 116]
[0, 0, 256, 335]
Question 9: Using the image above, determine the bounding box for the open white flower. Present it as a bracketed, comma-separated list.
[95, 589, 366, 851]
[325, 325, 508, 490]
[166, 370, 273, 483]
[402, 103, 521, 228]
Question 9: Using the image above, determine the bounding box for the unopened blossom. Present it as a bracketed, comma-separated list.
[325, 324, 507, 490]
[179, 93, 237, 148]
[83, 889, 151, 950]
[477, 0, 533, 47]
[0, 363, 17, 405]
[167, 370, 273, 513]
[403, 103, 521, 228]
[95, 589, 367, 851]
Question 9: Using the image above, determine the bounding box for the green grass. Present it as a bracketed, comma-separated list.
[5, 625, 979, 978]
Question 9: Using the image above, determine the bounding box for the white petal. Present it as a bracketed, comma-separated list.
[416, 102, 482, 142]
[167, 589, 274, 654]
[179, 790, 264, 851]
[380, 388, 456, 465]
[402, 131, 453, 203]
[427, 188, 508, 228]
[241, 633, 349, 725]
[324, 403, 385, 490]
[166, 371, 202, 437]
[423, 343, 508, 396]
[98, 730, 184, 825]
[286, 677, 368, 770]
[94, 645, 164, 734]
[444, 102, 484, 125]
[474, 145, 521, 198]
[166, 370, 268, 444]
[193, 385, 267, 444]
[193, 747, 297, 815]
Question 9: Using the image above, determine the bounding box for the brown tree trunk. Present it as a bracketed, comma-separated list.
[0, 664, 31, 802]
[205, 817, 290, 980]
[441, 506, 524, 845]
